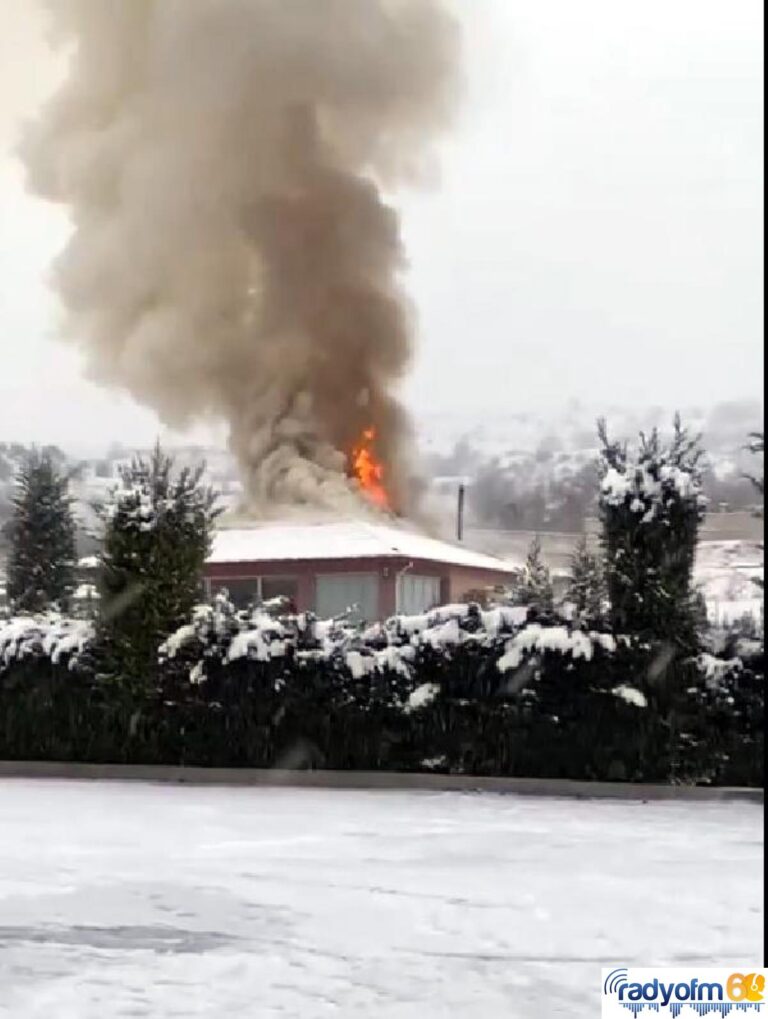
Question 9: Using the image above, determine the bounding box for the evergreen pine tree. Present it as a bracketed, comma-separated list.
[96, 444, 220, 684]
[517, 535, 554, 613]
[7, 449, 76, 613]
[566, 534, 605, 625]
[598, 414, 706, 651]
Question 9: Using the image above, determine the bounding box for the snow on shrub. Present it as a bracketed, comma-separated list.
[156, 596, 632, 689]
[613, 684, 648, 708]
[404, 682, 441, 713]
[158, 592, 284, 684]
[158, 598, 507, 685]
[480, 605, 529, 637]
[3, 596, 734, 721]
[0, 618, 41, 669]
[0, 615, 93, 672]
[599, 451, 706, 522]
[597, 417, 707, 650]
[696, 652, 746, 691]
[496, 624, 617, 673]
[344, 646, 415, 680]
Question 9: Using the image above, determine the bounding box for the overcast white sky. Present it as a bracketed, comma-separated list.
[0, 0, 763, 452]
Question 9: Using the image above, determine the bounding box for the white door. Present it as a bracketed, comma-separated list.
[396, 574, 441, 615]
[315, 573, 379, 622]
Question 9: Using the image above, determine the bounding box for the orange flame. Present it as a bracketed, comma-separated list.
[351, 426, 389, 509]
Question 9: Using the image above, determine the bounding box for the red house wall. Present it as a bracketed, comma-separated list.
[204, 556, 409, 615]
[203, 556, 514, 617]
[447, 565, 515, 603]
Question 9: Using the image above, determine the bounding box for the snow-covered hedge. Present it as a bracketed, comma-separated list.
[0, 615, 93, 673]
[0, 598, 762, 786]
[2, 598, 757, 715]
[2, 596, 754, 701]
[496, 624, 619, 673]
[156, 594, 628, 692]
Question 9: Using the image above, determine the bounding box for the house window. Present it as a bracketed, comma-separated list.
[221, 578, 261, 608]
[315, 573, 378, 622]
[209, 576, 298, 610]
[260, 576, 298, 610]
[395, 574, 441, 615]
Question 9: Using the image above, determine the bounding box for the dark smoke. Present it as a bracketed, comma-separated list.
[22, 0, 459, 517]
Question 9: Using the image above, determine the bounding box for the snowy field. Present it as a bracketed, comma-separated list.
[0, 780, 762, 1018]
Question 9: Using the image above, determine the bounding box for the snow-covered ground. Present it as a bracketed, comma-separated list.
[0, 781, 761, 1018]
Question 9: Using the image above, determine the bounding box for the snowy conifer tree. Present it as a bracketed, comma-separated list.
[598, 415, 706, 650]
[516, 535, 554, 613]
[7, 450, 76, 613]
[96, 445, 220, 684]
[566, 535, 605, 625]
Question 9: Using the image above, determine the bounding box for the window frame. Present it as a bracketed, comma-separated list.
[205, 574, 298, 608]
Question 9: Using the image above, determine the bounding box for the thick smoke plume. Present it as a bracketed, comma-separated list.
[22, 0, 458, 517]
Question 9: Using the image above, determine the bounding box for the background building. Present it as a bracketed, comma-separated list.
[204, 520, 517, 620]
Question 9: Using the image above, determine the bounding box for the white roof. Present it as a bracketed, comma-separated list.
[207, 519, 515, 574]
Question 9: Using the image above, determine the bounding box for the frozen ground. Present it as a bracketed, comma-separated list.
[0, 780, 762, 1018]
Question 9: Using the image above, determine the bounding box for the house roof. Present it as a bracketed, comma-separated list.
[207, 519, 516, 574]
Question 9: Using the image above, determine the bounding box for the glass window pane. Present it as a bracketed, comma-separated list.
[261, 576, 297, 610]
[220, 578, 259, 608]
[316, 573, 378, 622]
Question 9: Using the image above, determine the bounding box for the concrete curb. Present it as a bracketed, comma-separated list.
[0, 761, 762, 802]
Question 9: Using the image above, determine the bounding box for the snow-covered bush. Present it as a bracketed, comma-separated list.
[0, 595, 761, 786]
[158, 591, 291, 685]
[496, 624, 618, 674]
[0, 614, 93, 673]
[158, 597, 531, 689]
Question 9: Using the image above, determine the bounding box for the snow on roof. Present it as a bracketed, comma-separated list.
[207, 519, 515, 574]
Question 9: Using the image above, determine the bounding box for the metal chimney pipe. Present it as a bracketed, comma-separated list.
[457, 483, 465, 542]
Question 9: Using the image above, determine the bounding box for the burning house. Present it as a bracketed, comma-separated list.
[204, 520, 516, 620]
